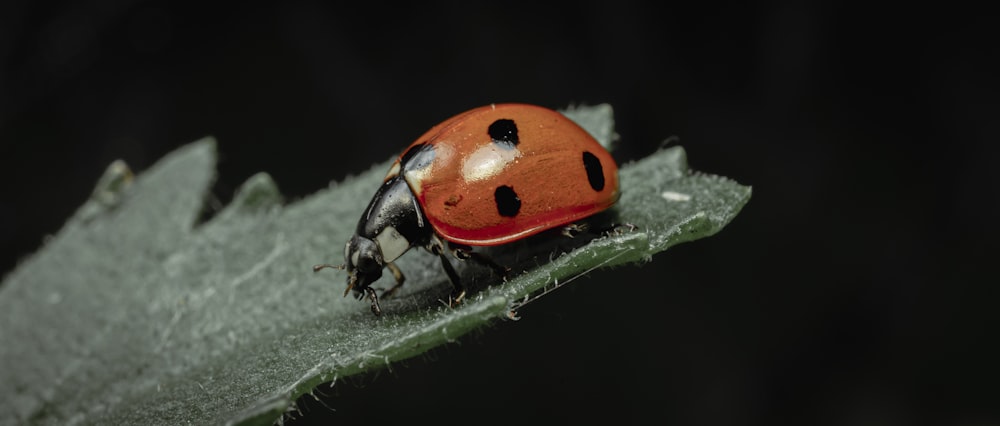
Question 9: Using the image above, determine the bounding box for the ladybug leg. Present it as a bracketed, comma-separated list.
[364, 287, 382, 316]
[380, 261, 406, 299]
[450, 244, 511, 281]
[426, 235, 466, 306]
[602, 222, 637, 236]
[436, 253, 466, 305]
[561, 223, 589, 238]
[564, 221, 637, 238]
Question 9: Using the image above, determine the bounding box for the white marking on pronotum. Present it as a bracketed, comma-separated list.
[660, 191, 691, 202]
[385, 161, 401, 179]
[375, 226, 409, 264]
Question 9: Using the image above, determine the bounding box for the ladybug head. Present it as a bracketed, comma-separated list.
[344, 234, 384, 295]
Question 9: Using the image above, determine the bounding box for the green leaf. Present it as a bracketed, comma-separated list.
[0, 105, 750, 425]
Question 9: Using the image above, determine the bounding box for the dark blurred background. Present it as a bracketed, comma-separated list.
[2, 1, 997, 425]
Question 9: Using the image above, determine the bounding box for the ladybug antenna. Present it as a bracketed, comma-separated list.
[312, 263, 345, 273]
[312, 263, 356, 297]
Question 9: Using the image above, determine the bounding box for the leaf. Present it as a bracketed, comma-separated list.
[0, 105, 751, 425]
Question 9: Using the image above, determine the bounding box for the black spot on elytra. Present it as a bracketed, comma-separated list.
[400, 143, 435, 171]
[488, 119, 519, 148]
[494, 185, 521, 217]
[582, 151, 605, 191]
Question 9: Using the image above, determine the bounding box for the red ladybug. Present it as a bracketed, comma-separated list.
[316, 103, 620, 315]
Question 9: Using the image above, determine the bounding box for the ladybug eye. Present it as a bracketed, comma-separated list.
[347, 236, 383, 273]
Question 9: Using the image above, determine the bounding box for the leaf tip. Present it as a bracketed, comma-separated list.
[560, 103, 617, 150]
[232, 172, 284, 211]
[90, 159, 134, 205]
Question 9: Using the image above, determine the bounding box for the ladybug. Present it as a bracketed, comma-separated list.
[315, 103, 620, 315]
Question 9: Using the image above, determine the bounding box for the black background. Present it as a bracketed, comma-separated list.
[2, 2, 997, 425]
